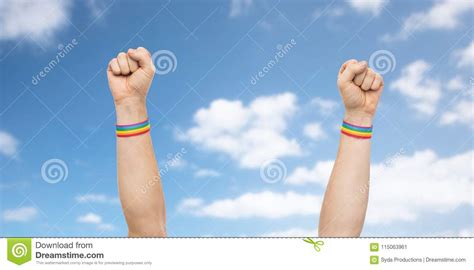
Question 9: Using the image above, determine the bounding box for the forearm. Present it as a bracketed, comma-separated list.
[319, 113, 372, 237]
[116, 99, 166, 237]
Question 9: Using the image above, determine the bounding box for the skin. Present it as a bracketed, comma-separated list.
[319, 60, 384, 237]
[107, 47, 166, 237]
[107, 48, 381, 237]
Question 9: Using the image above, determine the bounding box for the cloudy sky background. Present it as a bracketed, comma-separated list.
[0, 0, 472, 237]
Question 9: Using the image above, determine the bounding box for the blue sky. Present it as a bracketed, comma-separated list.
[0, 0, 472, 237]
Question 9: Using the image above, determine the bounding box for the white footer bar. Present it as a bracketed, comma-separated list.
[1, 238, 472, 269]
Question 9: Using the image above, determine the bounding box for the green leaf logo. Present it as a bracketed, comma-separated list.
[303, 237, 324, 252]
[7, 238, 32, 265]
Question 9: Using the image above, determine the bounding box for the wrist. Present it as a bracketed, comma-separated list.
[344, 111, 373, 126]
[115, 97, 148, 125]
[341, 113, 373, 140]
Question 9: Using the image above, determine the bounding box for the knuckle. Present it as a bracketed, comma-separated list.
[372, 79, 380, 87]
[137, 46, 149, 53]
[345, 59, 357, 65]
[341, 59, 357, 68]
[135, 49, 149, 59]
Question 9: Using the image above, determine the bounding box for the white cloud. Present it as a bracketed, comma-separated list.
[229, 0, 253, 18]
[440, 99, 474, 127]
[390, 60, 441, 116]
[194, 169, 221, 178]
[264, 227, 317, 237]
[180, 150, 472, 224]
[459, 228, 474, 237]
[303, 122, 326, 141]
[446, 76, 465, 91]
[179, 191, 322, 219]
[97, 223, 115, 231]
[433, 227, 474, 237]
[3, 207, 38, 222]
[258, 20, 272, 31]
[75, 193, 120, 205]
[0, 0, 72, 43]
[310, 97, 339, 115]
[287, 149, 473, 224]
[367, 150, 473, 224]
[0, 131, 18, 157]
[453, 42, 474, 68]
[286, 160, 333, 186]
[178, 198, 204, 212]
[385, 0, 473, 40]
[167, 158, 187, 169]
[85, 0, 109, 18]
[77, 213, 102, 224]
[347, 0, 388, 15]
[182, 92, 302, 169]
[77, 212, 115, 231]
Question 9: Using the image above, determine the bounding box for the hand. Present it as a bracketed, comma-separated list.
[337, 59, 384, 121]
[107, 47, 155, 106]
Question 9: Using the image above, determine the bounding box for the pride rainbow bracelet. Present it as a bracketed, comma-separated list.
[116, 119, 151, 137]
[341, 120, 372, 139]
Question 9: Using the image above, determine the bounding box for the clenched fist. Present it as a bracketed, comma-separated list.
[107, 47, 155, 124]
[337, 60, 384, 120]
[107, 47, 155, 105]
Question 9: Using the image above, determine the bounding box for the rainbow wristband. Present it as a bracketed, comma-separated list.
[116, 119, 151, 137]
[341, 120, 372, 139]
